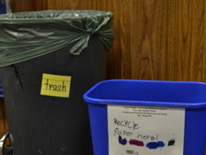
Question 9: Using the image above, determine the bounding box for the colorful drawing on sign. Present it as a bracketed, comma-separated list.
[129, 139, 144, 147]
[168, 139, 175, 146]
[146, 141, 165, 149]
[119, 136, 127, 145]
[108, 106, 185, 155]
[126, 150, 135, 154]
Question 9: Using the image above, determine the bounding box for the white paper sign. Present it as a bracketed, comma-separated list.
[108, 105, 185, 155]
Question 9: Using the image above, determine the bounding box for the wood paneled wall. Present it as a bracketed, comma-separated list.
[44, 0, 206, 81]
[1, 0, 206, 150]
[0, 98, 9, 141]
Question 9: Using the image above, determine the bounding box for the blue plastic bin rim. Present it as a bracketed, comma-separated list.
[83, 79, 206, 109]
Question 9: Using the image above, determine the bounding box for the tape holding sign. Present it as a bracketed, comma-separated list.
[40, 73, 72, 98]
[108, 105, 185, 155]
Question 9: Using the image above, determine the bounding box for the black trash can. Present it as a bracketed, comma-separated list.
[0, 10, 114, 155]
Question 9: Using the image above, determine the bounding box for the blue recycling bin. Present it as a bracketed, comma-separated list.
[84, 80, 206, 155]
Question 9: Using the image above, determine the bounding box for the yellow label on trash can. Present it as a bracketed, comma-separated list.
[40, 73, 72, 98]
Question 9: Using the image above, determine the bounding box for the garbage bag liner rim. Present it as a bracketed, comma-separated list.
[0, 10, 115, 67]
[0, 10, 113, 21]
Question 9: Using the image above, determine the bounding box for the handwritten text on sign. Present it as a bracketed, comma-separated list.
[108, 105, 185, 155]
[40, 73, 71, 98]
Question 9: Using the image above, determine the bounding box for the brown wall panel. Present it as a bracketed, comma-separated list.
[47, 0, 95, 10]
[129, 0, 169, 80]
[11, 0, 47, 12]
[0, 98, 9, 144]
[172, 0, 205, 81]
